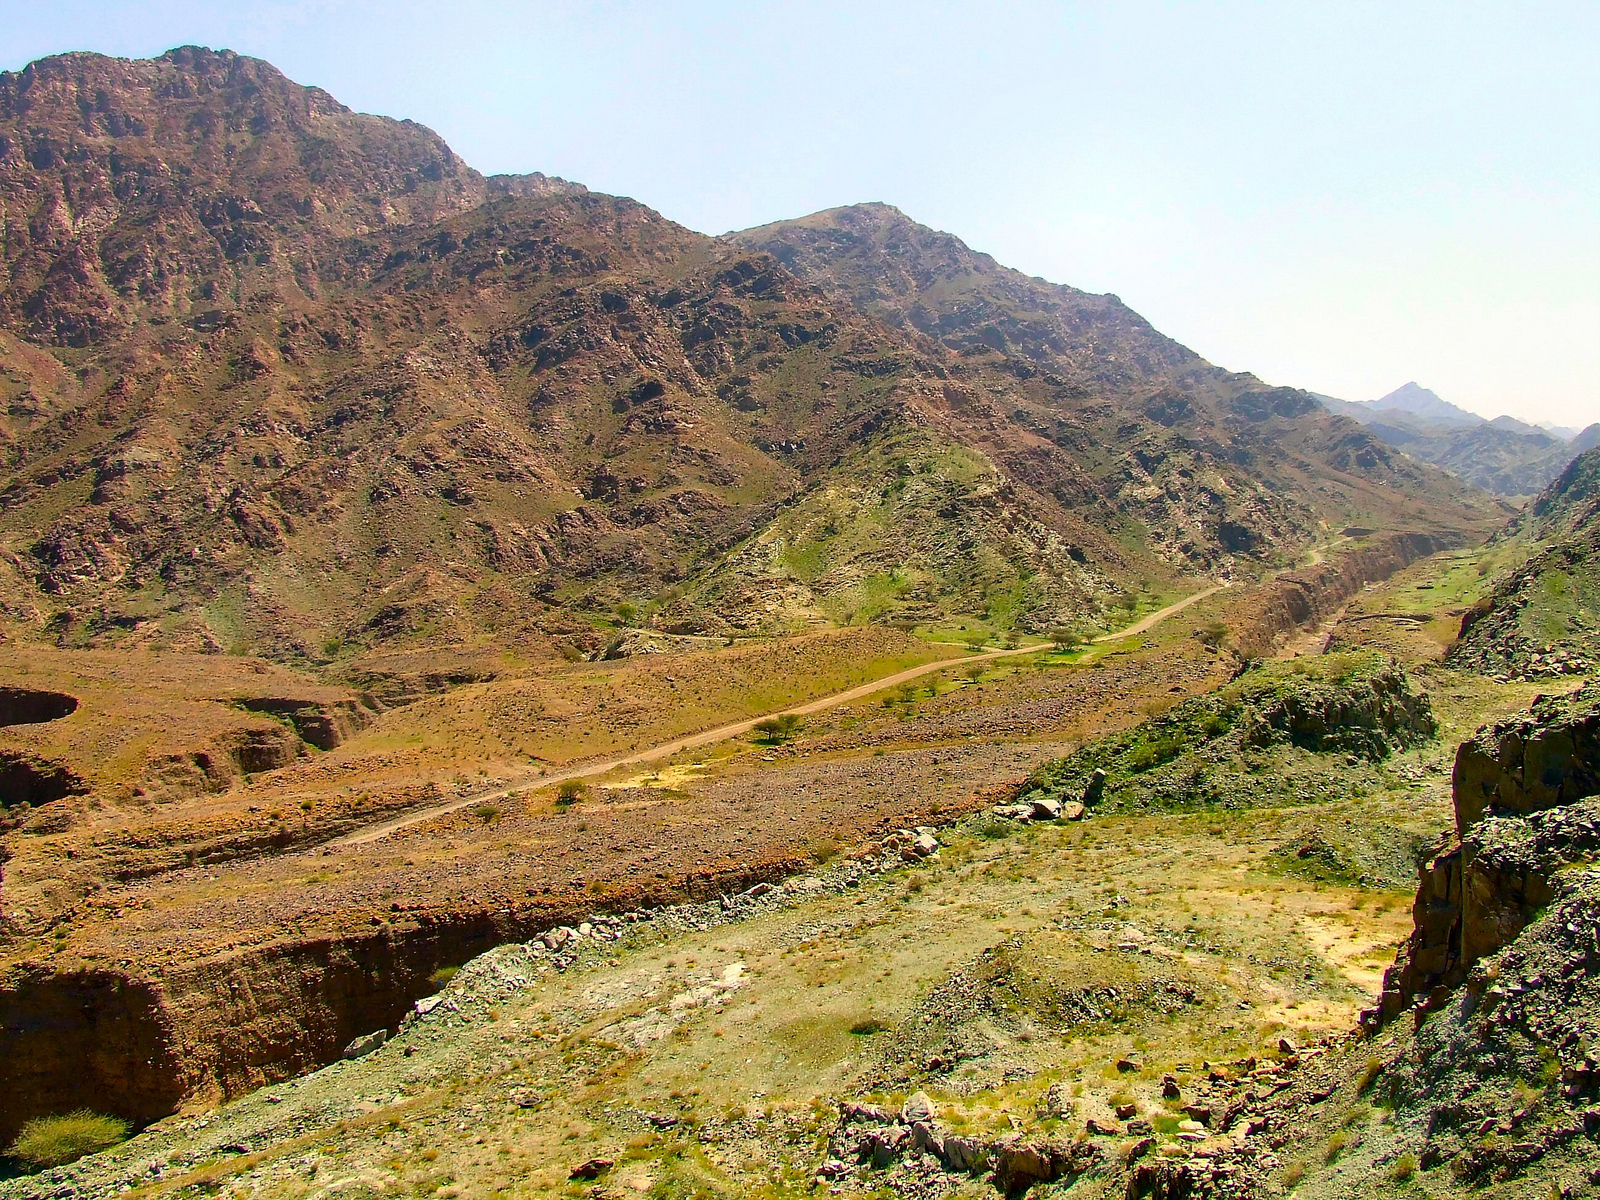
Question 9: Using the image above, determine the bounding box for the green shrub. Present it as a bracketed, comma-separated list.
[1391, 1152, 1417, 1181]
[428, 965, 459, 989]
[555, 780, 587, 807]
[849, 1018, 888, 1036]
[472, 803, 500, 824]
[7, 1110, 129, 1170]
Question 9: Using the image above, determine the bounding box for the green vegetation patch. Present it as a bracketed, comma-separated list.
[1021, 652, 1436, 814]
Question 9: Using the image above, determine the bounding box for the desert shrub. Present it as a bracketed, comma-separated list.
[849, 1018, 888, 1036]
[1281, 1161, 1306, 1185]
[1357, 1057, 1383, 1093]
[1391, 1152, 1417, 1181]
[472, 803, 500, 824]
[555, 780, 587, 807]
[428, 966, 459, 989]
[7, 1110, 129, 1170]
[1324, 1130, 1347, 1161]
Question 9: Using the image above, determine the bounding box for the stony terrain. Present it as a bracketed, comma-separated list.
[0, 40, 1589, 1200]
[1, 528, 1588, 1197]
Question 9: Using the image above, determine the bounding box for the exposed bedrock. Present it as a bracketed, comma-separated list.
[1377, 681, 1600, 1023]
[235, 697, 375, 751]
[1227, 531, 1456, 658]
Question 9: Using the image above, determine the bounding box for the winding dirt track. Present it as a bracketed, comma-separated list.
[332, 582, 1224, 847]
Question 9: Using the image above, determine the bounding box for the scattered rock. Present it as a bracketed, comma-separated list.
[568, 1157, 613, 1180]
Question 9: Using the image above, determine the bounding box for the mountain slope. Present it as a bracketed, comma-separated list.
[1449, 447, 1600, 679]
[0, 51, 1496, 661]
[726, 203, 1492, 569]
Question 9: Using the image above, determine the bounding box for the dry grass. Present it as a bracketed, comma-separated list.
[7, 1110, 128, 1170]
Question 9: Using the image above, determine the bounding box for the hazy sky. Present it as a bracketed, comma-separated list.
[4, 2, 1597, 428]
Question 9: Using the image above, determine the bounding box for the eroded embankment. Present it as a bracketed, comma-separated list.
[0, 864, 802, 1142]
[0, 778, 1033, 1145]
[1227, 531, 1458, 659]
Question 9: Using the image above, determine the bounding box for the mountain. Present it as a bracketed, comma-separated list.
[1368, 382, 1485, 429]
[0, 49, 1493, 664]
[1313, 383, 1582, 496]
[1575, 423, 1600, 455]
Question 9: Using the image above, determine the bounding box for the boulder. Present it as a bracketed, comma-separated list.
[901, 1091, 936, 1122]
[342, 1029, 387, 1060]
[568, 1158, 613, 1180]
[1083, 768, 1108, 805]
[1030, 796, 1063, 820]
[1060, 800, 1087, 821]
[942, 1133, 990, 1173]
[910, 832, 940, 858]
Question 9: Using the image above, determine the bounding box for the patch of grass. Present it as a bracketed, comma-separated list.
[7, 1110, 129, 1170]
[428, 966, 460, 990]
[1391, 1151, 1417, 1181]
[849, 1018, 888, 1036]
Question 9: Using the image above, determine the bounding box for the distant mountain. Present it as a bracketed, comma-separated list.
[1575, 424, 1600, 455]
[1367, 382, 1485, 430]
[1538, 421, 1581, 440]
[1312, 384, 1583, 497]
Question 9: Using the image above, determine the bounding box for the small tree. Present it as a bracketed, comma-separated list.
[555, 780, 587, 808]
[753, 713, 803, 744]
[1050, 627, 1085, 650]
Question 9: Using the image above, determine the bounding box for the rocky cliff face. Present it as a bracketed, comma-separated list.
[1379, 682, 1600, 1023]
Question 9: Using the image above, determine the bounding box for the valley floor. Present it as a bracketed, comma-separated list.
[7, 540, 1586, 1199]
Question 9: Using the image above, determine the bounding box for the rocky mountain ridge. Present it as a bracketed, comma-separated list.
[0, 49, 1494, 663]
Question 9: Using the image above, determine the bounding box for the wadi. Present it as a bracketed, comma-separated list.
[0, 46, 1595, 1200]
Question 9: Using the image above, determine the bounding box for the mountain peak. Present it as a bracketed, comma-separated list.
[1369, 382, 1484, 430]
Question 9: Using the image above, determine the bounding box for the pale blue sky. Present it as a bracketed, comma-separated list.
[3, 2, 1596, 427]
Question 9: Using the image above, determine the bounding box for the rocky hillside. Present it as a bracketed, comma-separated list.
[1019, 652, 1437, 815]
[1450, 448, 1600, 680]
[0, 50, 1496, 661]
[1334, 684, 1600, 1196]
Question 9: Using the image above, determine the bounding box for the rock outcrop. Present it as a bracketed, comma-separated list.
[1377, 682, 1600, 1023]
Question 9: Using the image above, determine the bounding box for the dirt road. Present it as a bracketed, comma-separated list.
[333, 582, 1223, 847]
[1092, 581, 1228, 642]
